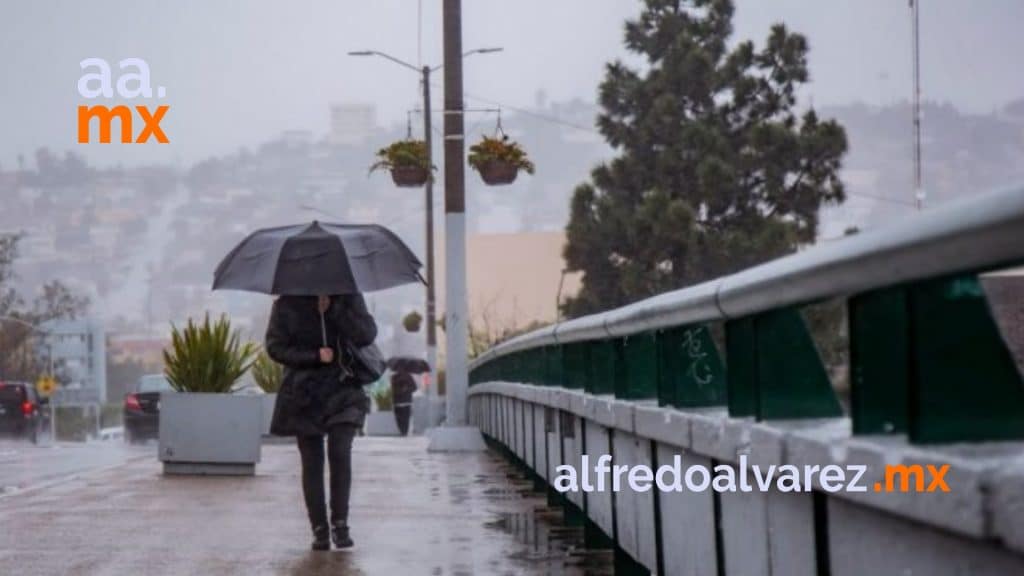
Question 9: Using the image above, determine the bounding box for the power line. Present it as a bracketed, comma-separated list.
[427, 81, 601, 135]
[464, 90, 600, 134]
[430, 87, 919, 209]
[417, 0, 423, 69]
[844, 190, 918, 207]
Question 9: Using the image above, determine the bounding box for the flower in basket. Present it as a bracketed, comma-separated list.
[402, 310, 423, 333]
[369, 140, 433, 187]
[468, 135, 535, 185]
[369, 140, 433, 172]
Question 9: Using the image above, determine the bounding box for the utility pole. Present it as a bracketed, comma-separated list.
[443, 0, 468, 426]
[429, 0, 485, 450]
[421, 65, 439, 426]
[911, 0, 924, 210]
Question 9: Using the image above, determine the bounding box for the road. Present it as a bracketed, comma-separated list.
[101, 181, 190, 322]
[0, 438, 150, 497]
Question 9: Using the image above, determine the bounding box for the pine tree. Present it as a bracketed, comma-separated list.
[563, 0, 847, 317]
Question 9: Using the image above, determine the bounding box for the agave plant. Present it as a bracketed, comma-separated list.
[251, 349, 283, 393]
[163, 314, 257, 394]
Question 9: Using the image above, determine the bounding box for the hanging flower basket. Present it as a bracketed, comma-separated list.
[402, 310, 423, 333]
[370, 140, 433, 188]
[477, 160, 520, 185]
[468, 135, 535, 187]
[390, 165, 430, 187]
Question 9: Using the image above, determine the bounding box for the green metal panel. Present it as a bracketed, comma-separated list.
[540, 346, 550, 386]
[511, 352, 523, 382]
[503, 353, 516, 382]
[754, 308, 843, 420]
[725, 317, 757, 417]
[528, 348, 541, 385]
[562, 343, 586, 390]
[544, 345, 563, 387]
[611, 338, 630, 398]
[656, 330, 677, 407]
[908, 274, 1024, 443]
[849, 288, 909, 435]
[581, 341, 597, 394]
[658, 324, 727, 408]
[589, 339, 617, 396]
[621, 331, 658, 400]
[578, 341, 592, 391]
[533, 349, 543, 385]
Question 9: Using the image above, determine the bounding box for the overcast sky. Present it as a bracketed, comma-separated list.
[2, 0, 1023, 167]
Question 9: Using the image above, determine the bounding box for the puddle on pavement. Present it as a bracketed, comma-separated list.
[486, 508, 614, 575]
[483, 464, 614, 575]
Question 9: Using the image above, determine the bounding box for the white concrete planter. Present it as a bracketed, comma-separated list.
[413, 395, 446, 434]
[260, 393, 277, 436]
[365, 411, 401, 436]
[159, 393, 262, 476]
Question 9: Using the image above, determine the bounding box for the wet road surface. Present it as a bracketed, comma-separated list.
[0, 437, 612, 575]
[0, 438, 151, 497]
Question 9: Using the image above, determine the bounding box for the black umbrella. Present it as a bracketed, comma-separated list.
[212, 221, 423, 296]
[387, 357, 431, 374]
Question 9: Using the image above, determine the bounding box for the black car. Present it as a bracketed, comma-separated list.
[123, 374, 172, 443]
[0, 381, 46, 443]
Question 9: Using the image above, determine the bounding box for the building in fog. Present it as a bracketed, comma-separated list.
[436, 230, 582, 336]
[41, 318, 107, 404]
[329, 103, 377, 145]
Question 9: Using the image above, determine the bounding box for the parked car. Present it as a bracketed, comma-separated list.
[124, 374, 172, 444]
[0, 381, 46, 443]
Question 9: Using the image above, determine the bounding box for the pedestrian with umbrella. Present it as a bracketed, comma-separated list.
[213, 221, 422, 551]
[387, 356, 431, 436]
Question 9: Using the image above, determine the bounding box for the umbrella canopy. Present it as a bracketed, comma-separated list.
[387, 356, 431, 374]
[213, 221, 423, 295]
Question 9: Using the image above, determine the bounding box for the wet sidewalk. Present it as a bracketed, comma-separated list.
[0, 436, 609, 575]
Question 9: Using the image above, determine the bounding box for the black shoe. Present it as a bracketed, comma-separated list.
[311, 525, 330, 551]
[332, 523, 354, 549]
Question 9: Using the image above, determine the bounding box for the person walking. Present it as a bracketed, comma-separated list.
[390, 370, 417, 436]
[265, 293, 377, 551]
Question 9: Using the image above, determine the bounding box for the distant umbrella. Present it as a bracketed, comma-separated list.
[387, 357, 431, 374]
[212, 221, 423, 296]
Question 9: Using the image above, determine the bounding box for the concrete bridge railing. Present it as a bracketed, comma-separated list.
[466, 187, 1024, 575]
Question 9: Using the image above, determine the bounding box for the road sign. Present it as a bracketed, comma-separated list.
[36, 375, 57, 398]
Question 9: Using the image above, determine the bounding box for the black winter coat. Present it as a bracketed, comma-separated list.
[390, 372, 417, 406]
[266, 294, 378, 436]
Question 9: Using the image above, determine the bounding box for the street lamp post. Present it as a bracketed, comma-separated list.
[348, 45, 501, 432]
[910, 0, 924, 210]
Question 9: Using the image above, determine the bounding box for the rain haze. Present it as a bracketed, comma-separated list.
[0, 0, 1022, 358]
[3, 0, 1024, 166]
[3, 2, 1024, 574]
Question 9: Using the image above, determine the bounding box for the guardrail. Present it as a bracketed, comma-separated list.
[470, 186, 1024, 444]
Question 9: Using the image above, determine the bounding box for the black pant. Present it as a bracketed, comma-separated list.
[296, 424, 357, 529]
[394, 405, 412, 436]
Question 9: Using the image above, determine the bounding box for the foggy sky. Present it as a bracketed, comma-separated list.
[2, 0, 1024, 167]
